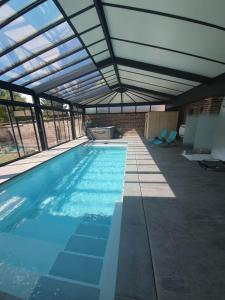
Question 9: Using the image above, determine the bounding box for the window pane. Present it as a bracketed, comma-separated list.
[12, 92, 33, 104]
[62, 111, 72, 140]
[74, 114, 81, 137]
[110, 106, 121, 113]
[0, 105, 19, 164]
[74, 85, 110, 102]
[54, 110, 67, 143]
[13, 106, 40, 154]
[73, 105, 78, 112]
[85, 107, 96, 114]
[0, 88, 11, 100]
[54, 75, 103, 97]
[97, 107, 108, 114]
[27, 58, 93, 89]
[151, 105, 166, 111]
[123, 106, 136, 113]
[48, 71, 100, 94]
[5, 38, 82, 80]
[15, 49, 88, 85]
[40, 98, 52, 107]
[0, 0, 35, 24]
[79, 114, 84, 136]
[0, 22, 73, 73]
[6, 105, 39, 157]
[52, 101, 64, 109]
[0, 0, 62, 52]
[27, 59, 92, 88]
[136, 105, 150, 112]
[42, 109, 58, 148]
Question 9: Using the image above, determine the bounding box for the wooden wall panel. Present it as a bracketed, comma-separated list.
[144, 112, 179, 139]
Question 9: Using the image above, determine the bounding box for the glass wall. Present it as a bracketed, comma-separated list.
[74, 113, 84, 138]
[0, 104, 19, 164]
[40, 98, 72, 148]
[0, 91, 40, 165]
[0, 87, 84, 166]
[86, 105, 152, 114]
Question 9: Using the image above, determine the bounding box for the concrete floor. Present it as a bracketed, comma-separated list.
[116, 137, 225, 300]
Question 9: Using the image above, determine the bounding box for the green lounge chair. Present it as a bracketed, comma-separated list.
[153, 130, 177, 145]
[166, 130, 177, 144]
[149, 128, 167, 144]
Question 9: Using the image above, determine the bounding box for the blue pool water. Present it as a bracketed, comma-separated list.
[0, 145, 126, 300]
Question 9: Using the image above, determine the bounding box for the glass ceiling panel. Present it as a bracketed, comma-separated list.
[70, 8, 99, 33]
[88, 40, 108, 55]
[128, 89, 168, 101]
[0, 0, 35, 24]
[121, 78, 180, 95]
[110, 93, 122, 104]
[47, 70, 100, 94]
[27, 58, 93, 89]
[66, 81, 107, 100]
[3, 37, 82, 81]
[0, 22, 74, 72]
[58, 79, 106, 98]
[126, 92, 153, 103]
[58, 0, 92, 16]
[71, 86, 111, 103]
[81, 26, 104, 45]
[80, 92, 110, 104]
[0, 0, 63, 52]
[53, 75, 103, 97]
[14, 49, 88, 85]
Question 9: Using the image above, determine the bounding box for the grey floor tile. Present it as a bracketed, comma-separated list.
[29, 276, 99, 300]
[49, 252, 103, 285]
[65, 235, 107, 257]
[76, 223, 110, 239]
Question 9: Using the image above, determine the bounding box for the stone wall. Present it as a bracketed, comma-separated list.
[85, 113, 146, 137]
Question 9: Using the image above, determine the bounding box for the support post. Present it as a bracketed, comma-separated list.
[69, 104, 76, 139]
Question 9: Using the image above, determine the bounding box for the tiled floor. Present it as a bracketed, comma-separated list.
[0, 137, 88, 184]
[115, 136, 157, 300]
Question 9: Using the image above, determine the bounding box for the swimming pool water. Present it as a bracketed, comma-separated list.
[0, 145, 126, 300]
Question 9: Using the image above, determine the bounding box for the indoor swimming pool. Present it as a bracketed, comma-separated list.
[0, 144, 126, 300]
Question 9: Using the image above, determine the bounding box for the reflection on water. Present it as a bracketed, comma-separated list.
[0, 146, 126, 299]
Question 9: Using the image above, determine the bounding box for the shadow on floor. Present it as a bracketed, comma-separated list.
[116, 135, 225, 300]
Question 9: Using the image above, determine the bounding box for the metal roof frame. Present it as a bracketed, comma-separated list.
[1, 0, 225, 108]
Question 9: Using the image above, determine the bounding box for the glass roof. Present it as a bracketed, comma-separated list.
[1, 0, 224, 106]
[0, 22, 74, 72]
[0, 0, 109, 103]
[0, 0, 35, 24]
[0, 0, 62, 52]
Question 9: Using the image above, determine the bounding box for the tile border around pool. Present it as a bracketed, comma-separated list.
[0, 137, 88, 185]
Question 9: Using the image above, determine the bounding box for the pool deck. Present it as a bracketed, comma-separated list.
[116, 136, 225, 300]
[1, 136, 225, 300]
